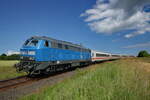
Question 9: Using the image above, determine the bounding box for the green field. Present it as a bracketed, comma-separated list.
[0, 60, 26, 80]
[20, 58, 150, 100]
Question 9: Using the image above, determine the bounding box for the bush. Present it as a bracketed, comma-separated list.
[137, 50, 150, 57]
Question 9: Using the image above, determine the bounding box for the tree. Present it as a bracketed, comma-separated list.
[0, 53, 7, 60]
[137, 50, 150, 57]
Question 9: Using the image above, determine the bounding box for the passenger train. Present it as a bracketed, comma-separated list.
[15, 36, 126, 75]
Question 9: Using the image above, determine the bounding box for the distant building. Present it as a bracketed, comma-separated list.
[7, 50, 20, 56]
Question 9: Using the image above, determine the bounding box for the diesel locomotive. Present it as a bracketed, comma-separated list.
[15, 36, 91, 75]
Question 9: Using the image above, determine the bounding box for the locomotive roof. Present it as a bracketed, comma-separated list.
[30, 36, 87, 49]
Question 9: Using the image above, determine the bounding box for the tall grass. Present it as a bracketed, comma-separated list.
[21, 58, 150, 100]
[0, 60, 26, 80]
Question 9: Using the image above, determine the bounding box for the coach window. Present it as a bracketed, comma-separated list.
[51, 42, 57, 48]
[45, 40, 49, 47]
[65, 45, 68, 49]
[58, 43, 62, 49]
[78, 48, 81, 52]
[77, 47, 80, 52]
[96, 54, 109, 57]
[72, 46, 76, 51]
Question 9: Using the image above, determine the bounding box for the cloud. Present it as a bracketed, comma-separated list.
[125, 27, 150, 38]
[81, 0, 150, 38]
[123, 41, 150, 49]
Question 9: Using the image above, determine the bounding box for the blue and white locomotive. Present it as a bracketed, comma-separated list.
[15, 36, 91, 75]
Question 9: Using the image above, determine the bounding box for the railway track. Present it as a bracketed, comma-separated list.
[0, 70, 73, 91]
[0, 76, 35, 90]
[0, 67, 81, 91]
[0, 68, 73, 91]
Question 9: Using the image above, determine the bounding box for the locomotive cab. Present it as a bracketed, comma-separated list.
[20, 38, 51, 62]
[20, 38, 39, 61]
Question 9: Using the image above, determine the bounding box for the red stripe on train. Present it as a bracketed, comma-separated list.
[92, 57, 111, 60]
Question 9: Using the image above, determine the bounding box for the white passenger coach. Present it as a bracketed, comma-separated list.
[91, 50, 112, 62]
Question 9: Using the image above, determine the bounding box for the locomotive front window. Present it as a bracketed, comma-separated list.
[24, 40, 30, 45]
[25, 39, 39, 47]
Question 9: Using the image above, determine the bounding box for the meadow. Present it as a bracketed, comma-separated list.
[20, 58, 150, 100]
[0, 60, 26, 80]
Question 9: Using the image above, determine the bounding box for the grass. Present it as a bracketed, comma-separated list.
[0, 60, 26, 80]
[138, 57, 150, 63]
[20, 58, 150, 100]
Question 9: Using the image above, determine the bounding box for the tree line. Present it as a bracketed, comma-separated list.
[0, 54, 20, 60]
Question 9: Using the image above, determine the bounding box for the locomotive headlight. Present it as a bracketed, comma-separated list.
[28, 51, 35, 55]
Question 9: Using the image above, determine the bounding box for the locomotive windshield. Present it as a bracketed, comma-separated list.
[24, 39, 39, 47]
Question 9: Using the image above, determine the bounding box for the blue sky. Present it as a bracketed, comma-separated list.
[0, 0, 149, 56]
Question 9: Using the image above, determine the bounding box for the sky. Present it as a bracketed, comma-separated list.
[0, 0, 149, 56]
